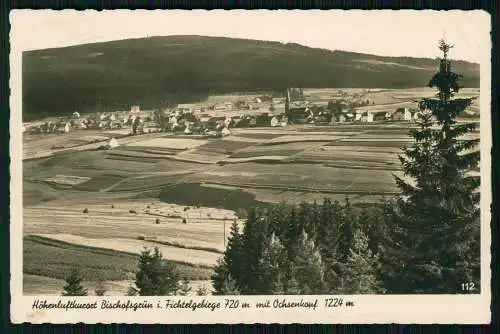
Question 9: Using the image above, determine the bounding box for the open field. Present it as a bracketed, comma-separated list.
[126, 137, 209, 150]
[230, 141, 322, 159]
[24, 235, 214, 281]
[184, 163, 400, 194]
[24, 274, 133, 296]
[23, 274, 212, 296]
[24, 194, 237, 252]
[33, 233, 221, 267]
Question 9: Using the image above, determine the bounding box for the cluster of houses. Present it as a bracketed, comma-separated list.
[24, 110, 127, 135]
[24, 89, 422, 136]
[336, 107, 420, 123]
[284, 98, 419, 124]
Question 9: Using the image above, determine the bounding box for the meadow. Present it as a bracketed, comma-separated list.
[23, 235, 214, 295]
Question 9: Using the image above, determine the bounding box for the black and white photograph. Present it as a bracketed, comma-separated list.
[9, 9, 491, 324]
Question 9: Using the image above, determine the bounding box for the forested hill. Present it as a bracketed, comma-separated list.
[22, 35, 479, 120]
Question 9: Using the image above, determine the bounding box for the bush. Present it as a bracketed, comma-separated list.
[129, 209, 137, 214]
[82, 208, 89, 213]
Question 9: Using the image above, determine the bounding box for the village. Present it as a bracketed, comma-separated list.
[22, 88, 440, 140]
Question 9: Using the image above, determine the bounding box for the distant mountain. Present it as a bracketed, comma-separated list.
[22, 35, 479, 121]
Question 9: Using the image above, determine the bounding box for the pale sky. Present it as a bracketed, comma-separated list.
[10, 9, 490, 63]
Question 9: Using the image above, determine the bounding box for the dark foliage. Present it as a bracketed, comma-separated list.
[386, 40, 481, 293]
[131, 247, 180, 296]
[212, 199, 383, 295]
[62, 267, 88, 296]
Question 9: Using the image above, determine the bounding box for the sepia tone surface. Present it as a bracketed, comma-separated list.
[10, 10, 492, 324]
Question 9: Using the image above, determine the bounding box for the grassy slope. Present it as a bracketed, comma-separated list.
[22, 35, 479, 120]
[23, 235, 214, 281]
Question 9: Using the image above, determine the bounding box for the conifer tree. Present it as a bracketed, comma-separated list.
[283, 208, 301, 262]
[211, 258, 241, 295]
[135, 247, 180, 295]
[359, 206, 386, 256]
[223, 220, 244, 287]
[258, 233, 288, 294]
[62, 268, 88, 296]
[292, 230, 326, 294]
[268, 202, 289, 238]
[316, 198, 343, 293]
[307, 201, 320, 240]
[391, 39, 480, 293]
[240, 207, 268, 293]
[340, 229, 383, 294]
[211, 258, 231, 295]
[220, 275, 240, 295]
[337, 197, 359, 263]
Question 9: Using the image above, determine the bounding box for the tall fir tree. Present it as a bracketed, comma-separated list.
[292, 230, 326, 294]
[268, 202, 289, 238]
[337, 197, 359, 263]
[391, 39, 480, 293]
[240, 207, 269, 294]
[283, 208, 301, 262]
[258, 233, 288, 294]
[340, 228, 383, 294]
[134, 247, 180, 296]
[316, 198, 343, 293]
[223, 220, 244, 288]
[62, 268, 88, 296]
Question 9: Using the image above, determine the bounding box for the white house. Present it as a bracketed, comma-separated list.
[360, 112, 373, 123]
[130, 105, 140, 113]
[355, 111, 363, 121]
[270, 116, 280, 127]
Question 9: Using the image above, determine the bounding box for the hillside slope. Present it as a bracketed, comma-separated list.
[22, 35, 479, 120]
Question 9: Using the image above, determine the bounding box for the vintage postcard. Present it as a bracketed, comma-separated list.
[10, 9, 492, 324]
